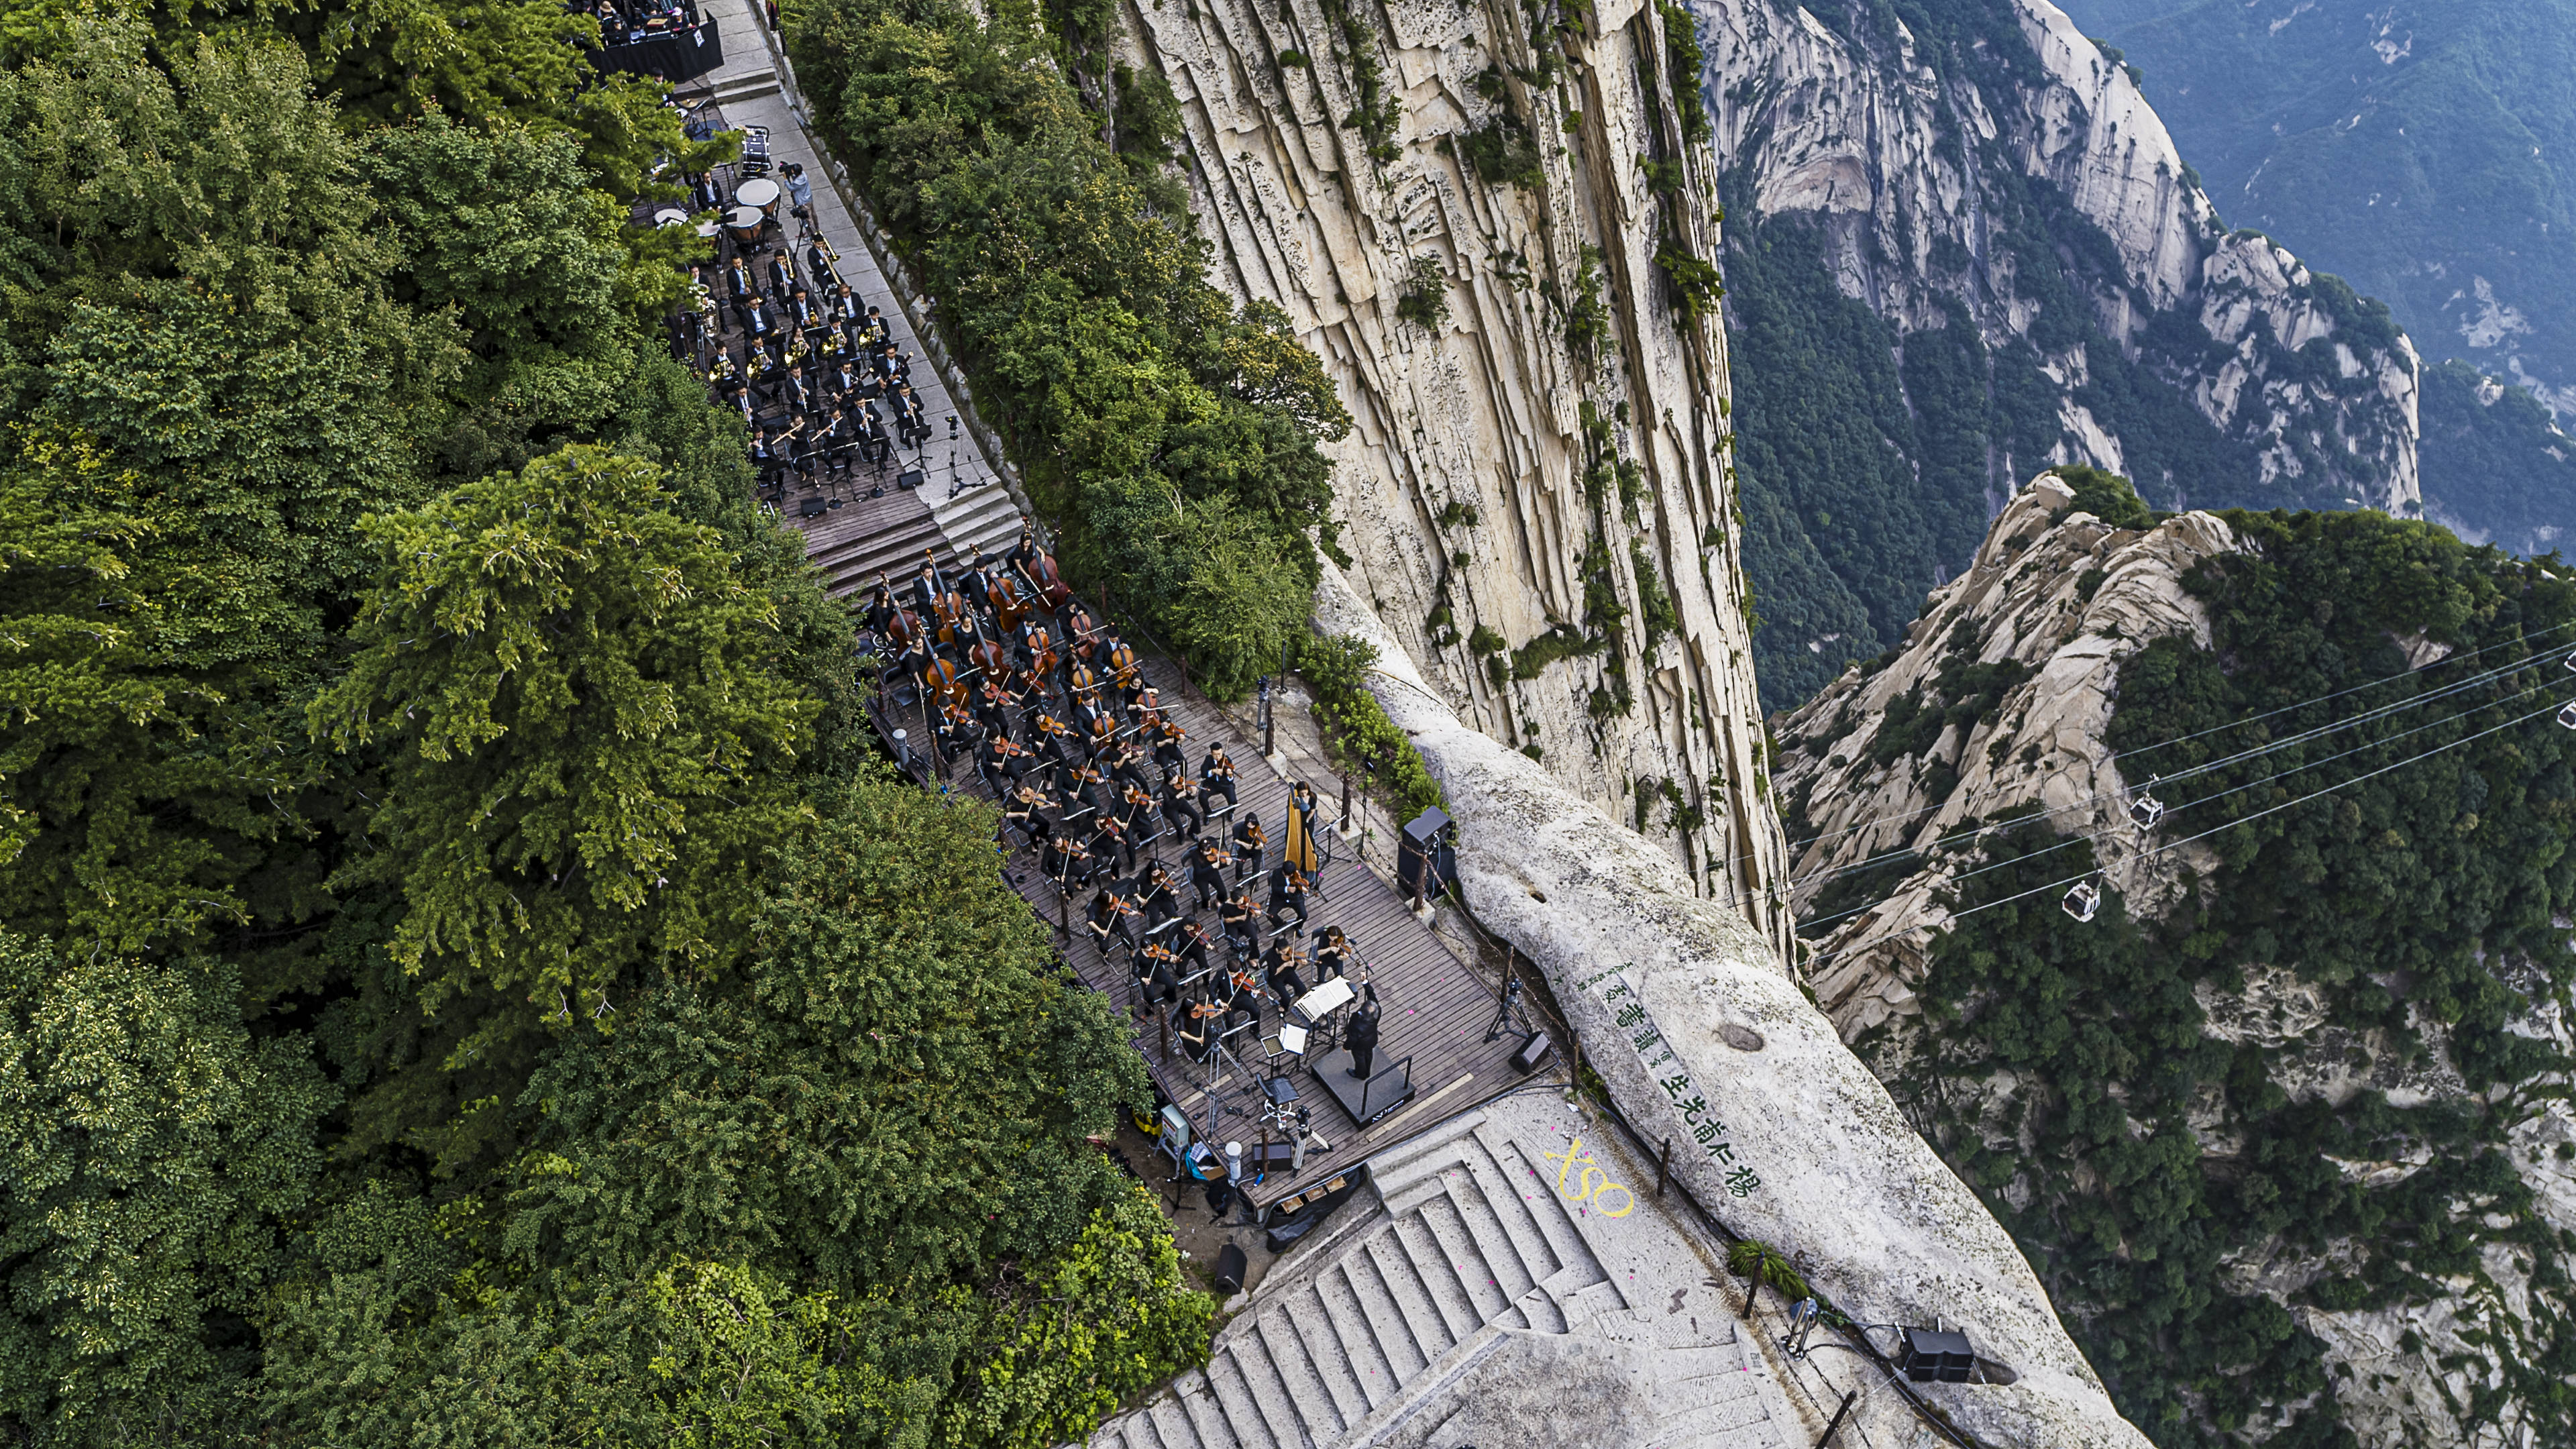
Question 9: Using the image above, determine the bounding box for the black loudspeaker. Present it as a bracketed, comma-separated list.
[1214, 1242, 1248, 1295]
[1509, 1030, 1554, 1075]
[896, 466, 926, 490]
[1397, 806, 1457, 902]
[1899, 1327, 1975, 1383]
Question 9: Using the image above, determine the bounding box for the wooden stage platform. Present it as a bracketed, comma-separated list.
[863, 639, 1536, 1215]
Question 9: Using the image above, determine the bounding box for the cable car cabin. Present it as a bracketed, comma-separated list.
[2062, 879, 2102, 923]
[2128, 780, 2166, 830]
[2560, 700, 2576, 731]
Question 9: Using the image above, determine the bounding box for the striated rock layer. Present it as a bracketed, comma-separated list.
[1112, 0, 1786, 938]
[1314, 555, 2157, 1449]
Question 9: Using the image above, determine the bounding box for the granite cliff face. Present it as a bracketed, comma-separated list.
[1773, 474, 2576, 1448]
[1314, 554, 2157, 1449]
[1110, 0, 1786, 933]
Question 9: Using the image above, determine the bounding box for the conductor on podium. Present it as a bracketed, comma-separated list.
[1343, 982, 1381, 1080]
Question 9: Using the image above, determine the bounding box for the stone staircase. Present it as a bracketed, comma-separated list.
[806, 502, 947, 598]
[1087, 1105, 1791, 1449]
[930, 474, 1028, 559]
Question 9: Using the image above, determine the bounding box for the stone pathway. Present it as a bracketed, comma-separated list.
[1088, 1093, 1799, 1449]
[698, 0, 1023, 563]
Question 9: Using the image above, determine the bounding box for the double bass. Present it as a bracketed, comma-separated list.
[918, 653, 968, 709]
[932, 586, 975, 645]
[989, 570, 1032, 633]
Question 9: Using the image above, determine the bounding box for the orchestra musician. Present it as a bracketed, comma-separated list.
[1189, 839, 1230, 912]
[1232, 812, 1269, 884]
[1313, 925, 1355, 981]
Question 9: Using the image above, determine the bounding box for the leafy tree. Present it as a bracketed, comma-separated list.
[0, 932, 335, 1441]
[0, 24, 451, 955]
[360, 116, 652, 446]
[793, 0, 1348, 696]
[310, 445, 817, 1027]
[505, 770, 1144, 1291]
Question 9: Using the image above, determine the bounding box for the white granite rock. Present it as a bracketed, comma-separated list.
[1315, 557, 2156, 1449]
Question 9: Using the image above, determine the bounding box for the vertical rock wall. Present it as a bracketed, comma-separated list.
[1113, 0, 1787, 938]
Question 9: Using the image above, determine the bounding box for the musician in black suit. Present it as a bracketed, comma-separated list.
[1343, 983, 1381, 1079]
[766, 250, 798, 300]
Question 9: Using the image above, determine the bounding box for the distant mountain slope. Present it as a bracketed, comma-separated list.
[2061, 1, 2576, 417]
[1696, 0, 2422, 710]
[2420, 358, 2576, 556]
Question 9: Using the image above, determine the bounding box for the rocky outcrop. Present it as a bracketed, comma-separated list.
[1313, 555, 2157, 1449]
[1772, 471, 2576, 1449]
[1111, 0, 1787, 937]
[1697, 0, 2421, 516]
[1771, 472, 2231, 1036]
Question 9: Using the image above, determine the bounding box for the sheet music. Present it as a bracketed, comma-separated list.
[1294, 977, 1354, 1019]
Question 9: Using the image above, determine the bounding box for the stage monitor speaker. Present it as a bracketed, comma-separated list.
[896, 466, 926, 490]
[1214, 1242, 1247, 1295]
[1509, 1029, 1554, 1075]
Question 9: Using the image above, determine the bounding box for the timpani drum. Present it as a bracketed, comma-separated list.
[651, 207, 690, 228]
[724, 205, 765, 245]
[735, 177, 782, 217]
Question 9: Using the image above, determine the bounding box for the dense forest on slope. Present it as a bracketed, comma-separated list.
[1714, 0, 2402, 712]
[0, 9, 1215, 1443]
[1839, 488, 2576, 1445]
[2420, 359, 2576, 557]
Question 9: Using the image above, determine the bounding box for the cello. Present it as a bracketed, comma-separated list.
[1016, 544, 1075, 611]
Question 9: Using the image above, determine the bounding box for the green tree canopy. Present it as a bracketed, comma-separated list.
[312, 445, 818, 1026]
[0, 932, 335, 1440]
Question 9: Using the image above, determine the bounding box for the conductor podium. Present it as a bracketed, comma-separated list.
[1311, 1046, 1414, 1127]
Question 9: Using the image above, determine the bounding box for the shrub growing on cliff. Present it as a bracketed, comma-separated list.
[1295, 635, 1444, 822]
[1395, 254, 1451, 332]
[2047, 464, 2153, 530]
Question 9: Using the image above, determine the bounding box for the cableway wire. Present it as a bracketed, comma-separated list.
[1768, 664, 2570, 913]
[1794, 694, 2571, 970]
[1723, 627, 2576, 905]
[1792, 683, 2565, 938]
